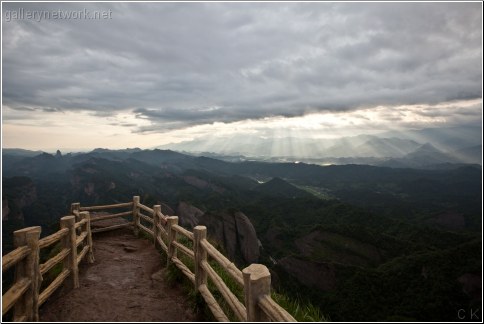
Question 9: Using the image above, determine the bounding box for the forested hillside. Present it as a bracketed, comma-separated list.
[2, 149, 481, 321]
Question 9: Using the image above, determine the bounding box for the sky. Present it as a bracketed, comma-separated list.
[1, 2, 482, 152]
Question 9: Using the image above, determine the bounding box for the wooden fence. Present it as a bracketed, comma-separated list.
[2, 212, 94, 321]
[2, 196, 296, 322]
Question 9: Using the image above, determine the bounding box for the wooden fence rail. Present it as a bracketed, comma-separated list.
[78, 202, 133, 211]
[2, 196, 296, 322]
[124, 196, 296, 322]
[72, 202, 134, 234]
[2, 213, 94, 322]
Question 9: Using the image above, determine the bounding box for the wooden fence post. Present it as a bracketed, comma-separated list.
[132, 196, 140, 236]
[243, 264, 271, 322]
[80, 211, 95, 263]
[193, 226, 207, 289]
[12, 226, 41, 322]
[60, 216, 79, 289]
[71, 203, 81, 236]
[166, 216, 179, 265]
[70, 202, 80, 215]
[152, 205, 161, 247]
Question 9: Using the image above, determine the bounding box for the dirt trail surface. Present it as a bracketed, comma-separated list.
[39, 220, 201, 322]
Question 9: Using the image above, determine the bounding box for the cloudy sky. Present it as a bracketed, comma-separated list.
[2, 2, 482, 151]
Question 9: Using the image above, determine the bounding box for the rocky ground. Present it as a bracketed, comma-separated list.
[39, 220, 202, 322]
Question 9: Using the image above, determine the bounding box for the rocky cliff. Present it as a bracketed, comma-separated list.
[176, 201, 203, 228]
[171, 201, 260, 265]
[198, 210, 260, 265]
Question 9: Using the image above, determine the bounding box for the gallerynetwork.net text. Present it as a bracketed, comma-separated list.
[4, 8, 113, 22]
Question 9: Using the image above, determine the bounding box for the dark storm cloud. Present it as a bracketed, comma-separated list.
[2, 2, 482, 130]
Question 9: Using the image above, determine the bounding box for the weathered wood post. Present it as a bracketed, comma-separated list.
[243, 264, 271, 322]
[80, 211, 95, 263]
[132, 196, 140, 236]
[193, 226, 207, 290]
[71, 202, 81, 236]
[12, 226, 41, 321]
[166, 216, 179, 265]
[60, 216, 79, 289]
[152, 205, 161, 247]
[70, 202, 80, 216]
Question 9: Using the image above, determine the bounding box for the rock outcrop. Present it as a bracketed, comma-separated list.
[158, 202, 174, 217]
[198, 210, 260, 265]
[171, 201, 260, 265]
[176, 202, 203, 228]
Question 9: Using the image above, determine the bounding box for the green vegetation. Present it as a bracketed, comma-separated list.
[272, 291, 329, 322]
[295, 185, 334, 200]
[2, 149, 481, 321]
[162, 235, 327, 322]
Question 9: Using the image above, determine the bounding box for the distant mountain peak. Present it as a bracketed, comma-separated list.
[417, 143, 440, 152]
[381, 141, 460, 168]
[91, 147, 142, 153]
[37, 152, 55, 159]
[91, 148, 109, 152]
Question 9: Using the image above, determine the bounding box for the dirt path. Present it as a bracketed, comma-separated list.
[39, 222, 201, 322]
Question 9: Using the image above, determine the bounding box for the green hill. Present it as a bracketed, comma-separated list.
[254, 177, 312, 198]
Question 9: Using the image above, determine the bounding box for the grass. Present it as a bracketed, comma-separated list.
[272, 291, 329, 322]
[160, 233, 328, 322]
[164, 243, 243, 321]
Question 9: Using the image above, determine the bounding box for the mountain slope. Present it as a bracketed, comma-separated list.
[253, 177, 312, 198]
[355, 137, 421, 158]
[380, 143, 461, 168]
[2, 147, 481, 322]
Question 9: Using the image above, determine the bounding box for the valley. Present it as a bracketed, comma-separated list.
[2, 147, 481, 321]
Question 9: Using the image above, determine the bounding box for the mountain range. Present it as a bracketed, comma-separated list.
[2, 143, 482, 321]
[156, 126, 482, 167]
